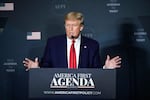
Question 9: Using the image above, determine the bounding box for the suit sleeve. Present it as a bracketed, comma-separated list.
[92, 43, 102, 68]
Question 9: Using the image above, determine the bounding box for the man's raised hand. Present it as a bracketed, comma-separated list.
[104, 55, 121, 69]
[23, 57, 39, 71]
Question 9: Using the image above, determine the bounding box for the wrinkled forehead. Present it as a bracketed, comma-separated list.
[65, 19, 81, 23]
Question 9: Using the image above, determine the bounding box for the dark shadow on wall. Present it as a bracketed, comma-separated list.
[101, 18, 148, 100]
[45, 15, 65, 40]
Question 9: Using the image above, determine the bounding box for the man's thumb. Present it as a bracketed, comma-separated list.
[35, 57, 38, 62]
[106, 55, 110, 61]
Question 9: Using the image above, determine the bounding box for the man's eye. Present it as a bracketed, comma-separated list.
[65, 24, 79, 27]
[73, 25, 78, 26]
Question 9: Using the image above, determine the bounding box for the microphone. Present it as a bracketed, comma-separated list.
[71, 35, 75, 39]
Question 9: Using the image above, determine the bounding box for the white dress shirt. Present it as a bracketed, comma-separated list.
[67, 35, 81, 69]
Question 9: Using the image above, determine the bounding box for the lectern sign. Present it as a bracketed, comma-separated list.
[50, 73, 95, 89]
[29, 68, 116, 99]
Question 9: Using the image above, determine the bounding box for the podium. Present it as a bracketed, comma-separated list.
[29, 68, 116, 100]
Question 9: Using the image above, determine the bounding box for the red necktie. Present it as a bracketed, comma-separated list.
[69, 40, 77, 69]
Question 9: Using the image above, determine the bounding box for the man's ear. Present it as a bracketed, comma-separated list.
[80, 25, 84, 31]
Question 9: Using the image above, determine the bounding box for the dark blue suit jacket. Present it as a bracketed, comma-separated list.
[40, 34, 101, 68]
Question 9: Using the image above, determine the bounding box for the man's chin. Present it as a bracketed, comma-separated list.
[67, 35, 77, 39]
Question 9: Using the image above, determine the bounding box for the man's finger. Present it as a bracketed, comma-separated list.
[24, 63, 31, 70]
[113, 56, 119, 59]
[23, 63, 27, 67]
[35, 57, 38, 62]
[115, 65, 121, 68]
[111, 65, 121, 69]
[25, 68, 30, 71]
[115, 61, 121, 65]
[25, 58, 32, 62]
[23, 60, 29, 65]
[106, 55, 110, 60]
[24, 63, 29, 68]
[112, 56, 121, 61]
[115, 58, 121, 62]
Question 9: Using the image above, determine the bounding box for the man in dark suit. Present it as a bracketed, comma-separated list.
[23, 11, 121, 70]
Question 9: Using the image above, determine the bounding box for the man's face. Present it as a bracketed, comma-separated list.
[65, 20, 83, 39]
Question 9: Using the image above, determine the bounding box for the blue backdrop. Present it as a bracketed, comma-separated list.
[0, 0, 150, 100]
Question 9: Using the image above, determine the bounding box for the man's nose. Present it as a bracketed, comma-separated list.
[69, 25, 73, 31]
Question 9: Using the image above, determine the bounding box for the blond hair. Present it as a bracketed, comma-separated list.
[64, 11, 84, 25]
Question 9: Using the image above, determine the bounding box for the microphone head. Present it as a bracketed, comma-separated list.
[71, 35, 75, 39]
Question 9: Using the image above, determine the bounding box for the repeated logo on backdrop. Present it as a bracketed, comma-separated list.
[106, 0, 120, 14]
